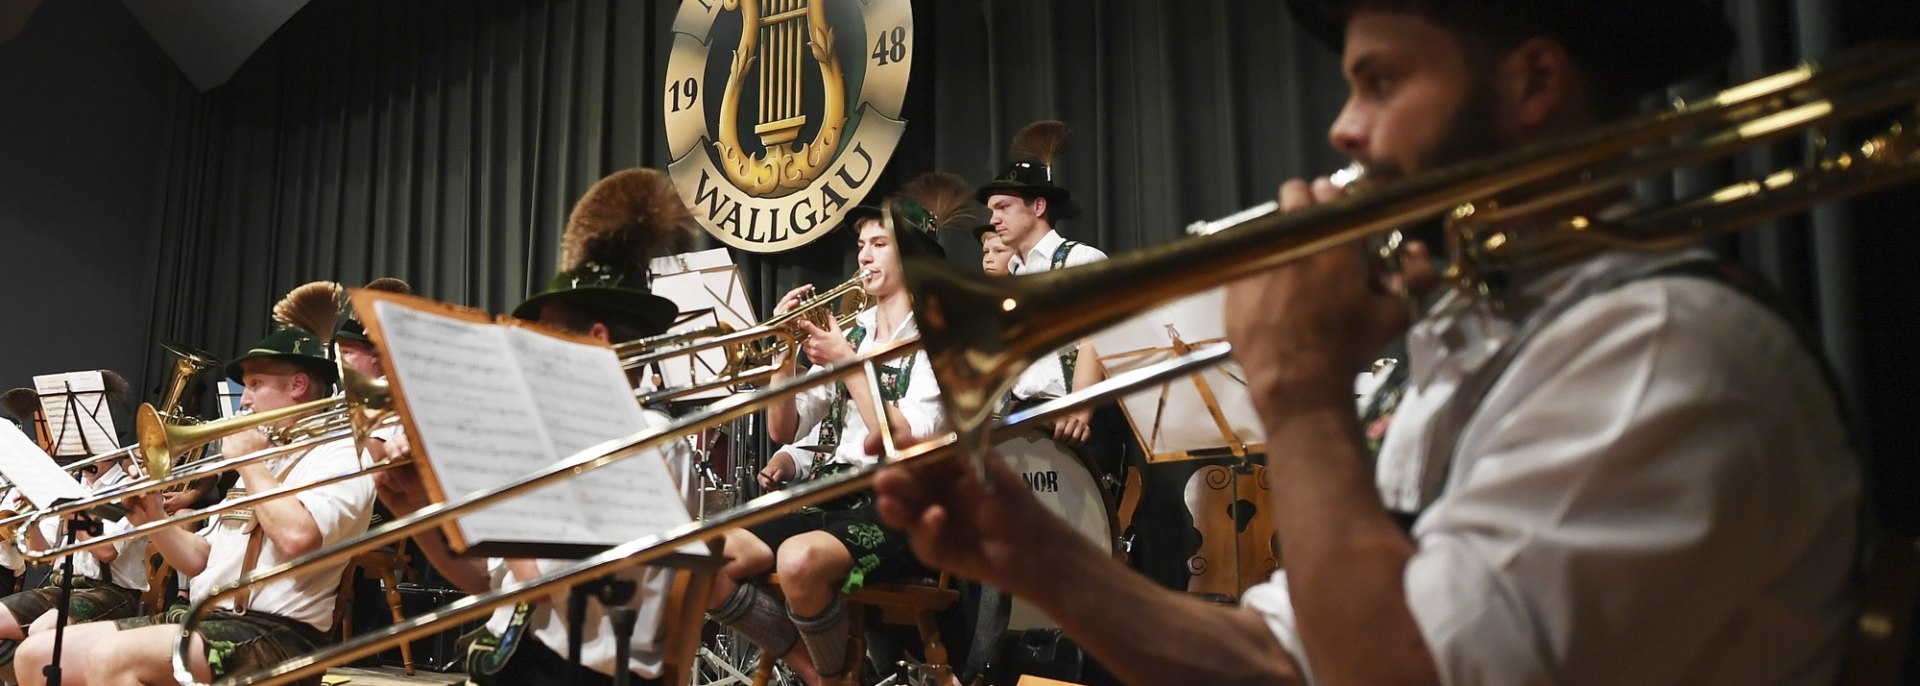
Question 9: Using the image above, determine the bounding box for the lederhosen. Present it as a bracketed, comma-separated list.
[746, 322, 928, 593]
[0, 522, 143, 682]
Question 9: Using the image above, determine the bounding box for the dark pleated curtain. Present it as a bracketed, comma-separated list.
[141, 0, 1917, 534]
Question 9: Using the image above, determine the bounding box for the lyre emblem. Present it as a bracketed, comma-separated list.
[716, 0, 848, 195]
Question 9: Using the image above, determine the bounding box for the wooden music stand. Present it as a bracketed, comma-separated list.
[1087, 287, 1265, 464]
[31, 371, 119, 459]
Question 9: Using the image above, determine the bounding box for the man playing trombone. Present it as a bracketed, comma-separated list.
[16, 326, 377, 686]
[876, 1, 1863, 684]
[709, 174, 965, 685]
[375, 168, 697, 686]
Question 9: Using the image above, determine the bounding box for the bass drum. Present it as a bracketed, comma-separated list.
[996, 431, 1119, 630]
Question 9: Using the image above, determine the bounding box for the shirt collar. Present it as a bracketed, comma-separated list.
[1015, 229, 1067, 271]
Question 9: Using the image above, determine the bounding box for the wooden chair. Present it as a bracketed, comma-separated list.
[335, 547, 415, 675]
[752, 572, 962, 686]
[661, 564, 720, 686]
[140, 551, 174, 614]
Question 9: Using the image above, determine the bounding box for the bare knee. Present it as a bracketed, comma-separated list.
[774, 537, 849, 592]
[720, 530, 773, 581]
[25, 610, 57, 637]
[16, 632, 52, 686]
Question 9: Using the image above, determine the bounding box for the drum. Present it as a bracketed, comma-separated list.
[995, 431, 1119, 629]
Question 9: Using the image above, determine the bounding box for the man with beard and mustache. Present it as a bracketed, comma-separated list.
[874, 1, 1863, 685]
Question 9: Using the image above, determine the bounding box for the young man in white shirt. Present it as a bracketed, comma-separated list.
[709, 174, 964, 686]
[376, 168, 699, 686]
[976, 121, 1106, 448]
[17, 327, 378, 686]
[876, 2, 1863, 685]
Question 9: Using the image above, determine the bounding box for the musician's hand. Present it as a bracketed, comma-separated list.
[794, 320, 855, 366]
[161, 486, 203, 515]
[218, 428, 271, 459]
[374, 466, 430, 516]
[872, 438, 1063, 597]
[758, 451, 796, 490]
[124, 494, 165, 526]
[1225, 178, 1419, 410]
[1052, 408, 1093, 448]
[382, 431, 412, 464]
[772, 284, 815, 317]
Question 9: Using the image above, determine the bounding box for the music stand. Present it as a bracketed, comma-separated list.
[31, 372, 118, 459]
[1088, 288, 1276, 599]
[648, 249, 759, 402]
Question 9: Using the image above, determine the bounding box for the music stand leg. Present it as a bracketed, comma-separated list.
[42, 525, 79, 686]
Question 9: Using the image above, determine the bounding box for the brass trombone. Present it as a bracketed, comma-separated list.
[171, 45, 1920, 686]
[15, 367, 403, 562]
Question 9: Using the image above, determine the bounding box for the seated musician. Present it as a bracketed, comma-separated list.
[707, 173, 965, 685]
[0, 452, 149, 683]
[16, 326, 377, 686]
[375, 168, 697, 686]
[875, 1, 1861, 684]
[973, 223, 1014, 277]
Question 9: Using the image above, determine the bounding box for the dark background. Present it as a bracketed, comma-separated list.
[1, 0, 1916, 597]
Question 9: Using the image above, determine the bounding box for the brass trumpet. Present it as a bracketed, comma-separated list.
[171, 45, 1920, 686]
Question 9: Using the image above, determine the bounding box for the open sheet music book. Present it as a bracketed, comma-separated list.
[32, 371, 118, 458]
[353, 290, 700, 559]
[0, 422, 90, 509]
[1088, 287, 1266, 463]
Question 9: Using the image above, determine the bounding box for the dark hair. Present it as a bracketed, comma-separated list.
[1310, 0, 1732, 117]
[546, 302, 654, 344]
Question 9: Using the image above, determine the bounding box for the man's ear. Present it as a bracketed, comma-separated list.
[1499, 37, 1581, 137]
[590, 322, 612, 344]
[289, 370, 310, 400]
[1030, 196, 1048, 220]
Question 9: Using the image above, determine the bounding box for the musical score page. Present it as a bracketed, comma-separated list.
[505, 328, 694, 548]
[31, 371, 118, 457]
[0, 422, 90, 509]
[372, 302, 556, 550]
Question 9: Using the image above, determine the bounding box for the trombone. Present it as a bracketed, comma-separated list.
[15, 367, 404, 562]
[171, 45, 1920, 686]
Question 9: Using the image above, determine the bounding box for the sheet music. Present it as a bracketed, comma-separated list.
[0, 423, 90, 509]
[1089, 287, 1266, 459]
[504, 328, 694, 547]
[32, 371, 118, 457]
[650, 249, 757, 401]
[371, 302, 559, 543]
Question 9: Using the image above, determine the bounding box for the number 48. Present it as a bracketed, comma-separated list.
[871, 26, 907, 65]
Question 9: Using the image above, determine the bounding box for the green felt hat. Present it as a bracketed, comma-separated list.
[509, 168, 694, 336]
[225, 328, 339, 385]
[975, 120, 1081, 221]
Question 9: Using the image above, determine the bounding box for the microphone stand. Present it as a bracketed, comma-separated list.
[42, 515, 88, 686]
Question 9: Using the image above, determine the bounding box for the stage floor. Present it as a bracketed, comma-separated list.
[325, 666, 465, 685]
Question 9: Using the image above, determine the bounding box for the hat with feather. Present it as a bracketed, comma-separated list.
[975, 120, 1081, 221]
[335, 277, 415, 345]
[226, 281, 343, 385]
[510, 168, 694, 336]
[2, 388, 41, 428]
[887, 172, 981, 260]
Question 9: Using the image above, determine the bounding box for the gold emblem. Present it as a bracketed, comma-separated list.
[666, 0, 914, 253]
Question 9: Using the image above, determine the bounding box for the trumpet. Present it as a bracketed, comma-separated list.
[612, 270, 875, 404]
[169, 45, 1920, 686]
[15, 367, 403, 562]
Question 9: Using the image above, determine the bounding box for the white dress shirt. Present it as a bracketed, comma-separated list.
[1243, 248, 1859, 685]
[788, 307, 944, 480]
[194, 438, 376, 631]
[482, 409, 697, 679]
[1007, 229, 1108, 401]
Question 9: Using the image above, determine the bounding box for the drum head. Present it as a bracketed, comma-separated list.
[995, 432, 1117, 630]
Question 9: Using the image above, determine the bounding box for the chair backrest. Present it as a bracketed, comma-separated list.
[660, 566, 718, 686]
[142, 551, 174, 614]
[1838, 532, 1920, 686]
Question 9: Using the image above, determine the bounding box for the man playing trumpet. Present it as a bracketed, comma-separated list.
[709, 173, 966, 685]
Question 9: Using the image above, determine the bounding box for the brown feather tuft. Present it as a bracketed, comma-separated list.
[362, 277, 413, 296]
[561, 168, 697, 272]
[1009, 120, 1070, 165]
[97, 370, 129, 405]
[898, 172, 982, 232]
[273, 281, 345, 344]
[1, 388, 40, 423]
